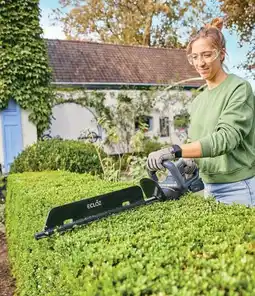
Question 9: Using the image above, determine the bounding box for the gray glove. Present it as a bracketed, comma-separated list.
[147, 147, 176, 171]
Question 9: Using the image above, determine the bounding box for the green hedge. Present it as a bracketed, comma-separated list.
[10, 139, 106, 175]
[5, 171, 255, 295]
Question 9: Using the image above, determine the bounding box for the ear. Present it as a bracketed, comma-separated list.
[220, 48, 226, 62]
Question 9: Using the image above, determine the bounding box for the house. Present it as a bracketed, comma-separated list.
[45, 39, 204, 154]
[0, 39, 204, 173]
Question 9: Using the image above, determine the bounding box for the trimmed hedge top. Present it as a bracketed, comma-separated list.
[5, 171, 255, 296]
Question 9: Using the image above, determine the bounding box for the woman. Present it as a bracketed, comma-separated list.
[147, 18, 255, 207]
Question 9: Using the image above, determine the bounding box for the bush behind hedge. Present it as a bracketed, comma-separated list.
[10, 139, 106, 175]
[5, 171, 255, 296]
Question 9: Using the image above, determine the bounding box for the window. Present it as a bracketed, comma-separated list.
[135, 115, 153, 131]
[159, 117, 169, 137]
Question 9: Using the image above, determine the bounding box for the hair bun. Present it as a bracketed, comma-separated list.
[205, 17, 224, 31]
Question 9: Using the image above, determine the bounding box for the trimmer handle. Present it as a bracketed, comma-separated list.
[147, 159, 200, 191]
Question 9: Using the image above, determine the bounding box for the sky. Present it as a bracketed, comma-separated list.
[39, 0, 254, 90]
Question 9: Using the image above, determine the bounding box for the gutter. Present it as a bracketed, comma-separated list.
[51, 79, 203, 90]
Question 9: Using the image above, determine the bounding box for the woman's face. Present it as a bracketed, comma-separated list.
[190, 38, 224, 80]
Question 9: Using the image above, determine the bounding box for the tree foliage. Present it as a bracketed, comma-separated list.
[53, 0, 210, 48]
[0, 0, 54, 137]
[220, 0, 254, 43]
[53, 1, 254, 72]
[219, 0, 255, 73]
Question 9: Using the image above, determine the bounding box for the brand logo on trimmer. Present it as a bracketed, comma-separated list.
[87, 200, 102, 209]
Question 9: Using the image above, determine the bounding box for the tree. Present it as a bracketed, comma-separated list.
[53, 0, 210, 48]
[219, 0, 255, 75]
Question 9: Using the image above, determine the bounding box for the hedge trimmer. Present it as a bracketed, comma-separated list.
[35, 159, 204, 240]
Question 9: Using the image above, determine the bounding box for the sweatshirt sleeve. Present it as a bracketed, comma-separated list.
[199, 82, 255, 158]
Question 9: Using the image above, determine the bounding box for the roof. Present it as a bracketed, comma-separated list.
[45, 39, 204, 89]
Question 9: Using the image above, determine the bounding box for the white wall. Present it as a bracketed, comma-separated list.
[50, 103, 100, 140]
[49, 88, 194, 154]
[21, 109, 37, 148]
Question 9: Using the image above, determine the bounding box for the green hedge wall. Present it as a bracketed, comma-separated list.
[5, 171, 255, 296]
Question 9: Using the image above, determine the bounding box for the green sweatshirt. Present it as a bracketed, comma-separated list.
[188, 73, 255, 183]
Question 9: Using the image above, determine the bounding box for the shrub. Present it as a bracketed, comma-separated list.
[142, 136, 167, 155]
[5, 171, 255, 295]
[110, 137, 166, 172]
[10, 139, 106, 175]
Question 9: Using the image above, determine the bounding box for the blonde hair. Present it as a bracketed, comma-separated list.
[187, 18, 227, 62]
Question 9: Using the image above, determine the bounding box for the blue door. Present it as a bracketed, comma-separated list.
[1, 99, 23, 173]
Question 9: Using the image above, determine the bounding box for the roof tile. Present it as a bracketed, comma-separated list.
[45, 39, 204, 87]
